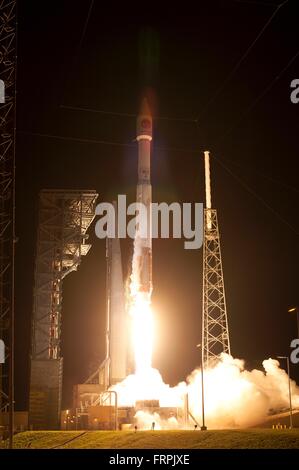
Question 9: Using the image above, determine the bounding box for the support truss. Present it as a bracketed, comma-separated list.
[0, 0, 16, 445]
[31, 190, 98, 360]
[202, 208, 230, 367]
[29, 189, 98, 429]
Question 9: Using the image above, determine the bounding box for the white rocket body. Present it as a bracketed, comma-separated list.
[106, 201, 127, 385]
[135, 98, 153, 297]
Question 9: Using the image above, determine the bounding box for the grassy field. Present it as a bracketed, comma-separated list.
[1, 429, 299, 449]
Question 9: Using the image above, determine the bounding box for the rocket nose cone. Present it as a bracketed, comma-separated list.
[137, 97, 153, 139]
[140, 97, 151, 118]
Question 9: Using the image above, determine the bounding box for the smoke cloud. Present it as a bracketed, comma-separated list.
[111, 354, 299, 429]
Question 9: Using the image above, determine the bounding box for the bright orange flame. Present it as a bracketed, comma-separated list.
[130, 292, 154, 374]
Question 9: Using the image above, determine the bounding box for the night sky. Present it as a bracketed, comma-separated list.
[15, 0, 299, 410]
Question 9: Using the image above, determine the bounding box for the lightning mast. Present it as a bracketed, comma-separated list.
[202, 151, 230, 367]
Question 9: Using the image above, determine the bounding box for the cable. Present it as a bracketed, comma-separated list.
[58, 1, 94, 107]
[233, 0, 283, 6]
[60, 104, 197, 123]
[18, 131, 135, 148]
[61, 2, 286, 127]
[217, 48, 299, 144]
[17, 137, 299, 234]
[156, 115, 197, 123]
[60, 105, 135, 118]
[50, 431, 88, 449]
[77, 0, 94, 53]
[212, 153, 299, 236]
[217, 156, 299, 194]
[18, 130, 203, 153]
[197, 0, 289, 122]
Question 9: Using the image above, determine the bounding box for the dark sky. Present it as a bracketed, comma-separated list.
[16, 0, 299, 410]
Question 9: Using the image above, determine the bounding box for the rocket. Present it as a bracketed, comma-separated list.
[135, 98, 153, 297]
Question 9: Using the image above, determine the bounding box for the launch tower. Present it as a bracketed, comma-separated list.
[29, 190, 98, 429]
[0, 0, 17, 446]
[202, 151, 230, 367]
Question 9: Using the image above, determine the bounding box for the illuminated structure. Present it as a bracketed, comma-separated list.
[0, 0, 17, 446]
[103, 202, 127, 385]
[86, 200, 127, 390]
[29, 189, 98, 429]
[202, 151, 230, 367]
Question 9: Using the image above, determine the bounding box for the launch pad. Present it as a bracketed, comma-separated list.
[62, 392, 182, 431]
[24, 98, 232, 432]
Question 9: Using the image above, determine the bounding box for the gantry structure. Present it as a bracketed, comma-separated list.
[0, 0, 17, 446]
[29, 189, 98, 429]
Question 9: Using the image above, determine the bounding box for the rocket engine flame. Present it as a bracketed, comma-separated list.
[129, 291, 154, 374]
[128, 225, 154, 374]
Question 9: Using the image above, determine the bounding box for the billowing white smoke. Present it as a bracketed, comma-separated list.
[111, 367, 186, 408]
[111, 354, 299, 430]
[134, 411, 179, 430]
[125, 199, 299, 429]
[187, 354, 299, 428]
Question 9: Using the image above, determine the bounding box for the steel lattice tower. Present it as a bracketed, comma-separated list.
[202, 151, 230, 368]
[29, 190, 98, 429]
[0, 0, 17, 447]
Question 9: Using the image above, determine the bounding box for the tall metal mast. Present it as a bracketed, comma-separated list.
[0, 0, 17, 448]
[202, 151, 230, 367]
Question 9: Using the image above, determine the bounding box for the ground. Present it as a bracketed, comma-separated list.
[1, 429, 299, 449]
